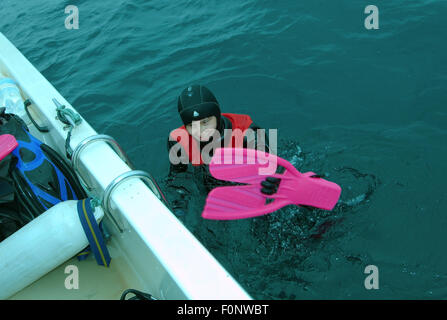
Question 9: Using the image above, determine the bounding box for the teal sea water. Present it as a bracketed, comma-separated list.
[1, 0, 447, 299]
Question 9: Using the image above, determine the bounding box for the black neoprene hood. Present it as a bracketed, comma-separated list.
[177, 85, 221, 126]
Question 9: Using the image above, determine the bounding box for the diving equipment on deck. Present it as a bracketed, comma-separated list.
[0, 200, 105, 299]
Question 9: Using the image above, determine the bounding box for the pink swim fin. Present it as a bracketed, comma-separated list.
[202, 148, 342, 220]
[0, 134, 18, 162]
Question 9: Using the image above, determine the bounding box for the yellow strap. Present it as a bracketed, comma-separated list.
[82, 199, 109, 267]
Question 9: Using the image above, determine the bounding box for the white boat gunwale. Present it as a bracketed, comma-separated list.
[0, 32, 251, 300]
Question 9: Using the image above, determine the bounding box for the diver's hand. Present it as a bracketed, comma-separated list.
[171, 199, 187, 216]
[260, 177, 281, 195]
[165, 184, 191, 217]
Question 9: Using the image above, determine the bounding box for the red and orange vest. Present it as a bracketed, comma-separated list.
[169, 113, 253, 166]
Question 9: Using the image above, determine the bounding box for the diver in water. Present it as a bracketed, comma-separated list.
[166, 85, 280, 215]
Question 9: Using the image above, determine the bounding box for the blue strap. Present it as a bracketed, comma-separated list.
[77, 199, 111, 267]
[76, 247, 91, 261]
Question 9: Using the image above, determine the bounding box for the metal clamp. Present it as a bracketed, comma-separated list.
[71, 134, 134, 192]
[53, 98, 82, 127]
[102, 170, 162, 233]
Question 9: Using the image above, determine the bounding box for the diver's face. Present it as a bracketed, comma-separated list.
[186, 116, 217, 141]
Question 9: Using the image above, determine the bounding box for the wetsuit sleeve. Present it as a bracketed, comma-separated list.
[167, 137, 188, 175]
[244, 122, 270, 153]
